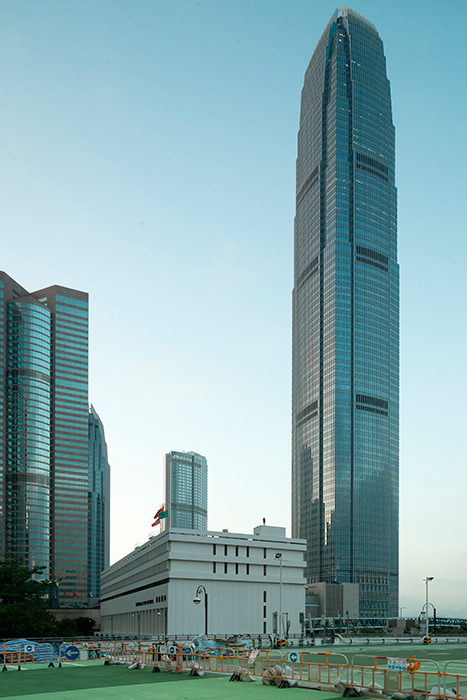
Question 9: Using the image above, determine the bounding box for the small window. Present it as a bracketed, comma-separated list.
[263, 605, 267, 618]
[235, 563, 239, 574]
[263, 548, 267, 558]
[224, 562, 228, 574]
[246, 547, 249, 558]
[224, 545, 228, 556]
[263, 591, 267, 603]
[213, 543, 216, 555]
[263, 565, 267, 576]
[213, 562, 216, 573]
[263, 621, 267, 633]
[246, 564, 250, 575]
[235, 546, 238, 557]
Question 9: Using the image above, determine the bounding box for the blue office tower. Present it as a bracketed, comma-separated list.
[0, 273, 90, 604]
[163, 451, 208, 530]
[88, 405, 110, 599]
[291, 8, 399, 617]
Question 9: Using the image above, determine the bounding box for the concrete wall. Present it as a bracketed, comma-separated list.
[101, 526, 306, 636]
[169, 578, 304, 635]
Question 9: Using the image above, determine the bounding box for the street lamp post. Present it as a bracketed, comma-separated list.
[423, 577, 434, 638]
[193, 585, 208, 635]
[322, 584, 327, 643]
[275, 553, 283, 638]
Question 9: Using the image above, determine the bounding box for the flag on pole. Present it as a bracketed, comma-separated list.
[72, 591, 79, 598]
[154, 506, 163, 520]
[152, 506, 168, 527]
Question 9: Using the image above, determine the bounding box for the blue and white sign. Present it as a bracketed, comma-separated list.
[64, 646, 79, 661]
[289, 651, 299, 663]
[387, 658, 408, 672]
[167, 645, 177, 656]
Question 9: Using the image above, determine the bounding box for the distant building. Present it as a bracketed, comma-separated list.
[0, 272, 89, 604]
[162, 451, 207, 530]
[100, 525, 306, 636]
[305, 582, 359, 619]
[88, 404, 110, 601]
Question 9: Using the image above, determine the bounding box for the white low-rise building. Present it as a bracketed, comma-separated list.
[101, 524, 306, 637]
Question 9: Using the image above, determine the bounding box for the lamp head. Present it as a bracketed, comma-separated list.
[193, 596, 201, 605]
[275, 552, 282, 559]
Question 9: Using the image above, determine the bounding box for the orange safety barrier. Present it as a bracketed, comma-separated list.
[101, 644, 467, 700]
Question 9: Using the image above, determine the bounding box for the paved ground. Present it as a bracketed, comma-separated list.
[268, 641, 467, 665]
[266, 642, 467, 697]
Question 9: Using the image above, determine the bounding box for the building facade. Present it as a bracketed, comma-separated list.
[305, 581, 359, 619]
[101, 525, 306, 636]
[162, 451, 207, 530]
[291, 8, 399, 617]
[0, 272, 91, 604]
[88, 404, 110, 601]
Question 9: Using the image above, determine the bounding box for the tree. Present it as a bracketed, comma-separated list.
[54, 617, 96, 638]
[0, 559, 52, 605]
[0, 559, 95, 639]
[0, 602, 56, 638]
[76, 617, 96, 636]
[0, 559, 55, 637]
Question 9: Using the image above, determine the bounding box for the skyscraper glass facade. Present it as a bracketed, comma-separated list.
[163, 451, 208, 530]
[5, 297, 52, 575]
[0, 272, 94, 604]
[291, 8, 399, 617]
[33, 284, 89, 603]
[88, 404, 110, 599]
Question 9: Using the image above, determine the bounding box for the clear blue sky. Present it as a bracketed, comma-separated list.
[1, 0, 466, 617]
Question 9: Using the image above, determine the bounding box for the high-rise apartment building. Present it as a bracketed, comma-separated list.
[291, 8, 399, 617]
[88, 404, 110, 600]
[0, 272, 90, 604]
[162, 451, 207, 530]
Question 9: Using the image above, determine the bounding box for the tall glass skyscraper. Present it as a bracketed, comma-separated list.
[163, 451, 208, 530]
[291, 8, 399, 617]
[88, 405, 110, 599]
[0, 272, 107, 606]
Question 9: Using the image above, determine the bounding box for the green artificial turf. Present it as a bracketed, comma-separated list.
[2, 643, 467, 700]
[0, 662, 340, 700]
[0, 663, 199, 697]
